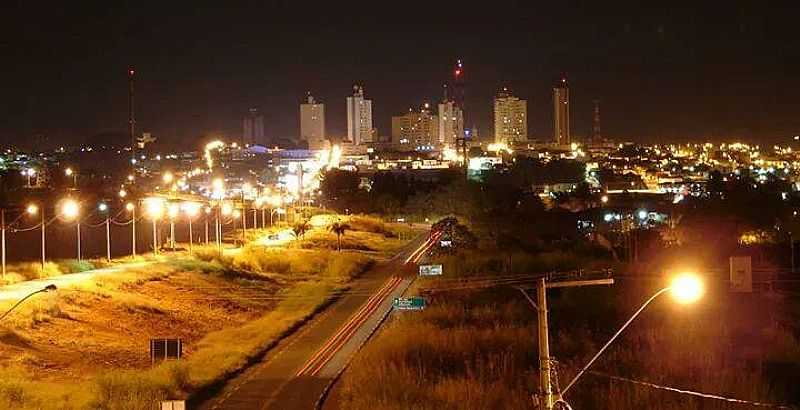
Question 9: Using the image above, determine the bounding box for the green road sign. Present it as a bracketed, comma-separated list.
[393, 297, 426, 311]
[419, 264, 443, 276]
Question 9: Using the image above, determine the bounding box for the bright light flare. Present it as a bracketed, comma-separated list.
[61, 199, 79, 219]
[125, 202, 135, 212]
[162, 171, 174, 184]
[221, 202, 233, 216]
[98, 203, 108, 212]
[670, 274, 704, 304]
[167, 203, 180, 219]
[65, 167, 74, 176]
[181, 201, 201, 217]
[26, 204, 38, 215]
[143, 197, 165, 220]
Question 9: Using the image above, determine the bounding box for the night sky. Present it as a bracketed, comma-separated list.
[1, 2, 799, 149]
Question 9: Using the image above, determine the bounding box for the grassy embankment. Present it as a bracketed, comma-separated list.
[0, 215, 410, 409]
[340, 247, 800, 409]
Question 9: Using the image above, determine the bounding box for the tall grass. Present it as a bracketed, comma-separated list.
[341, 255, 799, 409]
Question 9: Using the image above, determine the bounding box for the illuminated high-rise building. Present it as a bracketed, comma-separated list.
[493, 88, 527, 144]
[392, 104, 439, 150]
[438, 85, 463, 148]
[553, 78, 570, 146]
[346, 85, 373, 145]
[243, 108, 264, 145]
[300, 93, 326, 150]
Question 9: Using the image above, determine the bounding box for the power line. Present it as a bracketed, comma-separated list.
[586, 370, 793, 409]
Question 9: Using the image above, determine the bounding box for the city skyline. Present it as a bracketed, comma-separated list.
[1, 3, 799, 149]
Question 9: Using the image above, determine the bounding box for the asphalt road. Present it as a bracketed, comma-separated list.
[195, 231, 433, 410]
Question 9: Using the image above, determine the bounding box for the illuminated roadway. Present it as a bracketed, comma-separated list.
[195, 230, 440, 410]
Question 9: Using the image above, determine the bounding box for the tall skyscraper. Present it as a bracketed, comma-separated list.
[590, 99, 601, 145]
[438, 85, 464, 148]
[493, 88, 527, 144]
[243, 108, 265, 145]
[300, 93, 326, 150]
[346, 85, 373, 145]
[392, 104, 439, 150]
[553, 78, 570, 146]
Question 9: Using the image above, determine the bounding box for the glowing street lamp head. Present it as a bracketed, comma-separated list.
[181, 202, 201, 217]
[167, 203, 180, 219]
[61, 199, 79, 219]
[125, 202, 135, 212]
[143, 197, 165, 220]
[162, 171, 174, 184]
[65, 167, 74, 176]
[670, 273, 704, 304]
[601, 195, 609, 203]
[26, 204, 38, 215]
[119, 189, 127, 198]
[98, 203, 108, 212]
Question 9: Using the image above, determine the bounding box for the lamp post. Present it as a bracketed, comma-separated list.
[167, 203, 179, 251]
[99, 203, 111, 262]
[144, 197, 164, 255]
[204, 206, 211, 245]
[40, 206, 45, 269]
[65, 167, 77, 189]
[126, 202, 136, 257]
[60, 199, 80, 261]
[0, 284, 57, 322]
[182, 202, 200, 254]
[556, 274, 704, 407]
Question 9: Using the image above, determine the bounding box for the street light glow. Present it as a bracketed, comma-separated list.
[98, 203, 108, 212]
[221, 202, 233, 216]
[125, 202, 135, 212]
[167, 203, 180, 219]
[670, 273, 704, 304]
[61, 199, 79, 219]
[26, 204, 38, 215]
[143, 197, 165, 219]
[119, 189, 127, 198]
[182, 202, 201, 217]
[162, 171, 174, 184]
[65, 167, 74, 176]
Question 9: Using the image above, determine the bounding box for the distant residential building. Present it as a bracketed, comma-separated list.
[300, 94, 326, 150]
[347, 85, 374, 145]
[243, 108, 265, 145]
[438, 90, 463, 148]
[493, 88, 527, 144]
[392, 104, 439, 151]
[553, 78, 570, 146]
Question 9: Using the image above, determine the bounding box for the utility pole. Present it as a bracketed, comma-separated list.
[520, 276, 614, 410]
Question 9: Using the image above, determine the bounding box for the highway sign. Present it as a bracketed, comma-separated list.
[419, 264, 443, 276]
[393, 297, 426, 311]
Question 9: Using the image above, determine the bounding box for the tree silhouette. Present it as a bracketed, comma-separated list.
[329, 221, 350, 251]
[293, 220, 310, 241]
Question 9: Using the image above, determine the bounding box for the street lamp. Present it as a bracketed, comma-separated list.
[99, 203, 111, 262]
[204, 206, 211, 244]
[167, 202, 179, 251]
[126, 202, 136, 257]
[60, 199, 80, 261]
[182, 202, 200, 254]
[65, 167, 77, 189]
[0, 284, 57, 322]
[144, 197, 164, 255]
[559, 273, 704, 403]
